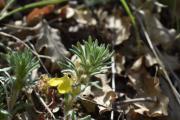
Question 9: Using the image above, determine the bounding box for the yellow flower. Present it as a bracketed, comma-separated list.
[48, 74, 73, 94]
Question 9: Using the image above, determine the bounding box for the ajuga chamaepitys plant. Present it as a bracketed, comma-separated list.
[6, 50, 39, 113]
[59, 36, 113, 85]
[48, 36, 113, 118]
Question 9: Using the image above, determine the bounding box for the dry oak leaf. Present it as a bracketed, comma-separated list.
[128, 55, 169, 117]
[96, 8, 131, 45]
[0, 0, 5, 9]
[26, 5, 55, 25]
[57, 5, 75, 19]
[80, 84, 117, 113]
[35, 20, 69, 62]
[93, 85, 117, 113]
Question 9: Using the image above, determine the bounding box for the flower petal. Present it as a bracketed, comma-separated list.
[48, 78, 63, 86]
[57, 78, 72, 94]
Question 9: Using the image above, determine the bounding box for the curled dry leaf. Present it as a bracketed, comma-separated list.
[115, 53, 126, 74]
[26, 5, 55, 25]
[0, 0, 5, 9]
[128, 55, 169, 117]
[58, 5, 75, 19]
[93, 85, 117, 113]
[105, 16, 131, 45]
[78, 86, 97, 114]
[35, 20, 69, 62]
[140, 8, 176, 51]
[127, 109, 168, 120]
[96, 8, 131, 45]
[74, 9, 97, 26]
[80, 79, 117, 113]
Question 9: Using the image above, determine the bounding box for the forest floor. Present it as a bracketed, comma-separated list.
[0, 0, 180, 120]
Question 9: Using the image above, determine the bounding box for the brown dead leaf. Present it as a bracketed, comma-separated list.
[35, 20, 69, 62]
[128, 55, 169, 117]
[26, 5, 55, 25]
[0, 0, 5, 9]
[80, 82, 117, 113]
[161, 53, 180, 71]
[96, 8, 131, 45]
[140, 7, 176, 51]
[93, 85, 117, 113]
[75, 9, 97, 26]
[78, 87, 97, 114]
[115, 53, 125, 74]
[78, 73, 117, 114]
[58, 5, 75, 19]
[127, 109, 168, 120]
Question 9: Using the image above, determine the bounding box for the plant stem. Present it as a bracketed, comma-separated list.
[120, 0, 136, 26]
[120, 0, 141, 50]
[0, 0, 15, 16]
[9, 86, 20, 113]
[0, 0, 67, 21]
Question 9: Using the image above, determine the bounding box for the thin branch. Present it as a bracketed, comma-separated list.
[28, 42, 50, 75]
[34, 91, 56, 119]
[111, 54, 116, 120]
[117, 97, 155, 105]
[77, 96, 155, 112]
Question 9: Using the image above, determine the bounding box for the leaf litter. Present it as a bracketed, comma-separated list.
[0, 0, 180, 120]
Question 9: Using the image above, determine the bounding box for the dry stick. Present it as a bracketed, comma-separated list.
[111, 55, 116, 120]
[34, 91, 56, 119]
[77, 96, 155, 111]
[135, 14, 180, 104]
[0, 31, 50, 75]
[111, 32, 116, 119]
[117, 97, 155, 105]
[5, 20, 46, 32]
[5, 24, 39, 31]
[28, 42, 50, 75]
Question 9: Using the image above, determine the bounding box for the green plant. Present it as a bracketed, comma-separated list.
[0, 109, 9, 120]
[61, 36, 113, 84]
[120, 0, 142, 49]
[6, 50, 39, 113]
[48, 37, 113, 119]
[120, 0, 136, 26]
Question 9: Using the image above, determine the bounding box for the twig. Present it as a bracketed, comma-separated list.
[0, 31, 36, 55]
[111, 54, 116, 120]
[111, 56, 116, 92]
[77, 96, 155, 111]
[34, 91, 56, 119]
[117, 97, 155, 105]
[5, 24, 38, 31]
[28, 42, 50, 75]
